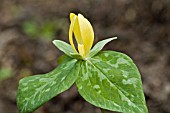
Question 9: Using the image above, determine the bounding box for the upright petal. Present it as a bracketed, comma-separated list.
[78, 44, 85, 57]
[69, 13, 94, 58]
[70, 13, 82, 45]
[73, 17, 82, 44]
[69, 14, 78, 53]
[78, 14, 94, 57]
[70, 13, 76, 21]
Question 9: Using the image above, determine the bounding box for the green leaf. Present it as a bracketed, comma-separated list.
[76, 51, 148, 113]
[17, 59, 80, 113]
[53, 40, 75, 57]
[89, 37, 117, 57]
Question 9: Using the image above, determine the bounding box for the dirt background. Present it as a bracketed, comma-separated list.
[0, 0, 170, 113]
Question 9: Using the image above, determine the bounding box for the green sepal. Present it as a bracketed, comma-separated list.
[17, 59, 80, 113]
[70, 53, 83, 59]
[89, 37, 117, 57]
[53, 40, 83, 59]
[53, 40, 75, 57]
[76, 51, 148, 113]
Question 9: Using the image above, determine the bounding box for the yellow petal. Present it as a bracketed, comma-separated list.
[78, 14, 94, 57]
[69, 13, 94, 58]
[73, 16, 82, 44]
[69, 14, 78, 53]
[78, 44, 85, 57]
[70, 13, 82, 47]
[70, 13, 76, 21]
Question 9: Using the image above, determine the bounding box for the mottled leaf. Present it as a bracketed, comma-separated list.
[89, 37, 117, 57]
[17, 59, 80, 113]
[76, 51, 148, 113]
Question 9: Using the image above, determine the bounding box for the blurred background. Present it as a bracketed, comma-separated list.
[0, 0, 170, 113]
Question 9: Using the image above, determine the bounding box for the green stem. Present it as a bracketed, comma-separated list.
[100, 108, 106, 113]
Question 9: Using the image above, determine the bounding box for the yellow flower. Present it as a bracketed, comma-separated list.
[69, 13, 94, 58]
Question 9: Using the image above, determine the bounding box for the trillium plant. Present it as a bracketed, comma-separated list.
[17, 13, 148, 113]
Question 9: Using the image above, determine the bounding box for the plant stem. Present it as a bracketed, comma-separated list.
[100, 108, 106, 113]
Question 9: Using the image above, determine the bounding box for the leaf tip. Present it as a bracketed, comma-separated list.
[52, 40, 57, 45]
[110, 36, 117, 40]
[52, 40, 61, 47]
